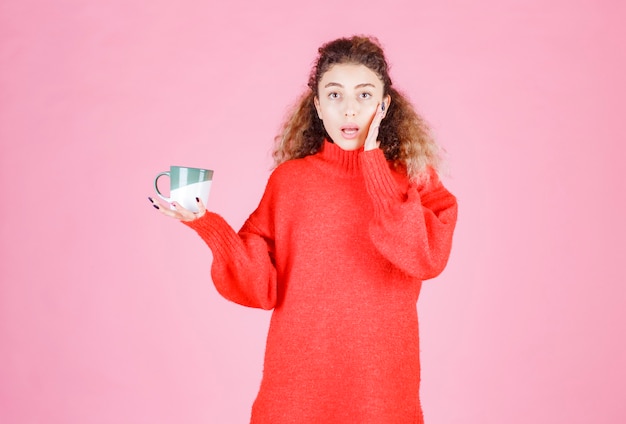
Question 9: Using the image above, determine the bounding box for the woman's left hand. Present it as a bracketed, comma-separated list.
[364, 101, 386, 151]
[148, 196, 206, 222]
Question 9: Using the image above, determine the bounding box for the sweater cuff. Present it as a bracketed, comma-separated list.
[359, 149, 405, 212]
[182, 212, 242, 260]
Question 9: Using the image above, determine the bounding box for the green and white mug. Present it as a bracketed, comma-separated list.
[154, 166, 213, 212]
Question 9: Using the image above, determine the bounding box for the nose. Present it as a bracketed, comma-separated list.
[344, 99, 358, 117]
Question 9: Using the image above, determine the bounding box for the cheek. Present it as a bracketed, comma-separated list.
[320, 100, 338, 114]
[321, 118, 335, 134]
[362, 103, 378, 121]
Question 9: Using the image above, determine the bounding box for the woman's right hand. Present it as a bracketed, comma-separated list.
[148, 197, 206, 222]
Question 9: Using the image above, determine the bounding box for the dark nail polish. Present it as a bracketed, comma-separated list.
[148, 197, 154, 203]
[196, 197, 200, 202]
[153, 204, 159, 210]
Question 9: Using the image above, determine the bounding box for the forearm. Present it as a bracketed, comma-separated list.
[360, 149, 458, 279]
[184, 212, 278, 309]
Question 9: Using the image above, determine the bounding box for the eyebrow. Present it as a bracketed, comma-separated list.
[323, 82, 376, 89]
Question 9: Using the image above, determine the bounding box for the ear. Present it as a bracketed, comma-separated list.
[314, 96, 323, 120]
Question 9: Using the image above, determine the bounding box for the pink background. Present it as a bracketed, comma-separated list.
[1, 0, 625, 423]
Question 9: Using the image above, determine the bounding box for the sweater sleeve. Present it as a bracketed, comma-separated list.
[359, 149, 458, 280]
[182, 200, 278, 310]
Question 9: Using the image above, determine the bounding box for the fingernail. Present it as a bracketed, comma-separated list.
[148, 197, 154, 203]
[153, 204, 159, 210]
[196, 197, 200, 202]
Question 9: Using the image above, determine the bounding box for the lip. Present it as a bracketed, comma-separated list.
[340, 124, 360, 140]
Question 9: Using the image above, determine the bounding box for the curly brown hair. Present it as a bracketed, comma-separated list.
[273, 35, 441, 182]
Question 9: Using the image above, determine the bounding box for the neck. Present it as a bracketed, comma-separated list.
[319, 139, 362, 176]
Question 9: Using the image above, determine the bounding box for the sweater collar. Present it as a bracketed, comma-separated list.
[318, 139, 362, 176]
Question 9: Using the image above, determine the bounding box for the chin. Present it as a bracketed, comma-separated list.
[333, 138, 365, 151]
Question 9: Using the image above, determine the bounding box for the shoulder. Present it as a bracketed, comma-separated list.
[268, 157, 313, 185]
[256, 158, 311, 201]
[254, 157, 316, 213]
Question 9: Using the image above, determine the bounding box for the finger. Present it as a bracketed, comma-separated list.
[148, 197, 184, 220]
[171, 202, 197, 222]
[373, 101, 386, 127]
[194, 197, 207, 218]
[148, 196, 170, 213]
[373, 102, 386, 128]
[364, 103, 384, 150]
[365, 129, 380, 149]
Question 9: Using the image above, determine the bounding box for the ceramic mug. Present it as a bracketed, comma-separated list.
[154, 166, 213, 212]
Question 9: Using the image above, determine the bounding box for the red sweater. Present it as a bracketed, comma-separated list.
[185, 140, 457, 423]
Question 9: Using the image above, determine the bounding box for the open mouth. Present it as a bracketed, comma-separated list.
[341, 125, 359, 139]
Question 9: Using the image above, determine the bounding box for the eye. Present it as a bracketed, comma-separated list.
[328, 92, 340, 99]
[359, 92, 372, 99]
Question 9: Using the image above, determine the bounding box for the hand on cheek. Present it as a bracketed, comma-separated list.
[363, 101, 386, 151]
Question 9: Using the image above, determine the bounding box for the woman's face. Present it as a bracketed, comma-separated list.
[314, 63, 390, 151]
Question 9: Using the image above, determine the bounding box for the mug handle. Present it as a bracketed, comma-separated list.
[154, 171, 171, 202]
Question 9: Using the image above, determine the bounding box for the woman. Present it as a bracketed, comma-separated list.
[150, 35, 458, 423]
